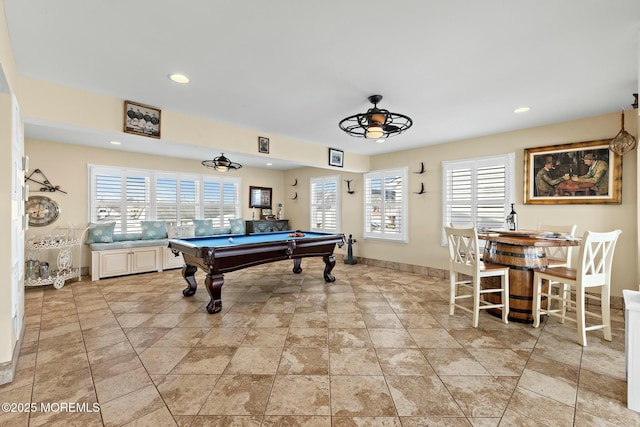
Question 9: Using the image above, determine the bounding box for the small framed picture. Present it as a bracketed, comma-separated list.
[329, 148, 344, 167]
[258, 136, 270, 154]
[124, 100, 161, 138]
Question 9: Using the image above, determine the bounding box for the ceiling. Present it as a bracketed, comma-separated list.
[4, 1, 640, 170]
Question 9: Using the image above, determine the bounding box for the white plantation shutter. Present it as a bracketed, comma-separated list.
[441, 153, 515, 244]
[363, 167, 408, 242]
[310, 175, 340, 232]
[204, 179, 241, 227]
[89, 165, 241, 233]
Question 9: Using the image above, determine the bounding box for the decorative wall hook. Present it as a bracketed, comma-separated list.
[414, 162, 425, 174]
[291, 192, 298, 200]
[344, 180, 355, 194]
[25, 168, 68, 194]
[291, 179, 298, 186]
[414, 183, 425, 194]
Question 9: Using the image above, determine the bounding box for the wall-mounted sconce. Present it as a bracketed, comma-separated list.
[291, 192, 298, 200]
[291, 179, 298, 186]
[345, 180, 355, 194]
[414, 162, 425, 174]
[414, 183, 425, 194]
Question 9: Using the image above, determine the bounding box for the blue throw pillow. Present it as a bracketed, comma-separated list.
[229, 218, 245, 234]
[192, 219, 214, 236]
[141, 221, 168, 240]
[86, 222, 116, 244]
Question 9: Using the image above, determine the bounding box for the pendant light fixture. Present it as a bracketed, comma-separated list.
[609, 103, 637, 156]
[339, 95, 413, 140]
[201, 153, 242, 172]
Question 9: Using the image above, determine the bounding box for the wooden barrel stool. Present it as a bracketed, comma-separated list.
[482, 241, 548, 323]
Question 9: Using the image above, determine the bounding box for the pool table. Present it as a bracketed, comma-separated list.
[168, 231, 345, 313]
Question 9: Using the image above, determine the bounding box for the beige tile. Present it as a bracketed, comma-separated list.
[330, 347, 382, 375]
[505, 387, 575, 426]
[151, 327, 210, 347]
[241, 327, 288, 347]
[285, 328, 328, 347]
[100, 384, 166, 427]
[386, 375, 463, 417]
[423, 348, 490, 376]
[328, 328, 372, 348]
[199, 327, 249, 347]
[199, 374, 273, 415]
[291, 313, 328, 328]
[278, 347, 329, 375]
[362, 313, 404, 328]
[408, 328, 461, 349]
[224, 347, 282, 375]
[330, 376, 396, 417]
[467, 348, 527, 377]
[139, 346, 191, 374]
[376, 348, 435, 376]
[576, 387, 640, 426]
[440, 375, 511, 417]
[171, 346, 236, 375]
[86, 340, 137, 365]
[368, 328, 417, 349]
[156, 374, 218, 415]
[265, 375, 330, 415]
[189, 415, 263, 426]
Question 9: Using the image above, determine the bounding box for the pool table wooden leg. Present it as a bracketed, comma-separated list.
[292, 258, 303, 274]
[204, 273, 224, 314]
[181, 264, 198, 297]
[323, 254, 336, 282]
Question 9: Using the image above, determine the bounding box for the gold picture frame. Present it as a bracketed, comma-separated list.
[524, 139, 622, 204]
[124, 100, 161, 138]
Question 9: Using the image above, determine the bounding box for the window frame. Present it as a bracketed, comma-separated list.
[309, 175, 341, 233]
[363, 166, 408, 242]
[88, 164, 242, 233]
[441, 152, 515, 245]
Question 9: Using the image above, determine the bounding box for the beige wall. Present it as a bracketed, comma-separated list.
[24, 112, 640, 302]
[359, 112, 638, 298]
[24, 138, 289, 264]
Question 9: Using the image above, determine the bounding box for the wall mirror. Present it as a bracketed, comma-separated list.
[249, 186, 272, 209]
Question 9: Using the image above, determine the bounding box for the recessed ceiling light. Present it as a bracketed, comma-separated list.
[109, 141, 121, 145]
[168, 73, 190, 84]
[376, 138, 385, 143]
[266, 163, 273, 166]
[514, 107, 530, 114]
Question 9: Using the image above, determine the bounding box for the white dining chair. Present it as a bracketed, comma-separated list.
[532, 229, 621, 346]
[445, 225, 510, 328]
[537, 223, 578, 267]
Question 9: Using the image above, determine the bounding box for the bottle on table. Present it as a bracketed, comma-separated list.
[506, 203, 518, 231]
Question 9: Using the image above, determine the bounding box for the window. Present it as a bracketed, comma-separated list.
[441, 153, 515, 244]
[89, 165, 241, 233]
[310, 175, 340, 232]
[363, 167, 408, 242]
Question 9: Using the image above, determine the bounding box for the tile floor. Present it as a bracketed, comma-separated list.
[1, 259, 639, 426]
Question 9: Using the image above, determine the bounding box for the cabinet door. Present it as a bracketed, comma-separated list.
[273, 220, 289, 231]
[100, 250, 131, 278]
[131, 247, 162, 273]
[254, 221, 271, 232]
[164, 247, 184, 269]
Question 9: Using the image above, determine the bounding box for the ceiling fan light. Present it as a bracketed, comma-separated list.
[201, 153, 242, 172]
[339, 95, 412, 141]
[366, 126, 384, 139]
[369, 112, 386, 125]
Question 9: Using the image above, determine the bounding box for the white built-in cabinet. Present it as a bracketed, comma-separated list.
[91, 246, 183, 281]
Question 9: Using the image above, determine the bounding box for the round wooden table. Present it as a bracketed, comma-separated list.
[479, 232, 580, 323]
